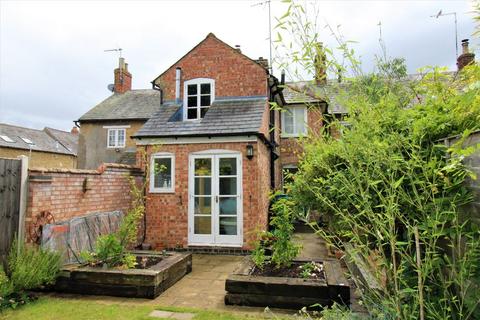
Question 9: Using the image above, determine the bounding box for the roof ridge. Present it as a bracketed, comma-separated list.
[0, 122, 45, 132]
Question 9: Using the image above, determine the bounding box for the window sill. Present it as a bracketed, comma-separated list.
[149, 189, 175, 194]
[107, 146, 126, 149]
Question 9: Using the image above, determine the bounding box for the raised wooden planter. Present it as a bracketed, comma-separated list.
[225, 257, 350, 310]
[54, 251, 192, 299]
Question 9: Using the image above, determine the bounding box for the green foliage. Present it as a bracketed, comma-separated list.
[299, 261, 321, 279]
[252, 195, 301, 269]
[273, 1, 480, 318]
[80, 153, 149, 269]
[1, 240, 61, 310]
[291, 64, 480, 319]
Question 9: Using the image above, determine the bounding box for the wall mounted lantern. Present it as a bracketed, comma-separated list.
[246, 144, 254, 160]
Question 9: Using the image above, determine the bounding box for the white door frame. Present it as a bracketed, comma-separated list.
[188, 150, 243, 247]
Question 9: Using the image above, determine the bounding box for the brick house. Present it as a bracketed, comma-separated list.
[133, 33, 286, 250]
[76, 33, 331, 250]
[76, 58, 162, 169]
[0, 123, 78, 168]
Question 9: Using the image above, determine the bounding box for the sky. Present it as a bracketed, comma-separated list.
[0, 0, 478, 131]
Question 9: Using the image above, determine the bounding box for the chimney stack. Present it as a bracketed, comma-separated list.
[255, 57, 269, 70]
[71, 127, 79, 135]
[114, 57, 132, 93]
[314, 42, 327, 85]
[457, 39, 475, 71]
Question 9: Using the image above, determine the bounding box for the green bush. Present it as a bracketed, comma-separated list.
[290, 64, 480, 319]
[1, 240, 61, 310]
[252, 194, 301, 269]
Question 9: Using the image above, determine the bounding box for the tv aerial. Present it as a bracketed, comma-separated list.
[431, 10, 458, 57]
[104, 47, 123, 58]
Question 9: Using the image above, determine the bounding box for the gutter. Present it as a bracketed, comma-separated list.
[132, 131, 274, 148]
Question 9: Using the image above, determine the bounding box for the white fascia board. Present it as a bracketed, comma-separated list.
[135, 135, 258, 145]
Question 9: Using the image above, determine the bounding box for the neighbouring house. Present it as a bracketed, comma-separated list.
[0, 123, 78, 168]
[76, 58, 162, 169]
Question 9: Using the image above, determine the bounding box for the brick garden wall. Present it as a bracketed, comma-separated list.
[141, 139, 270, 250]
[26, 163, 143, 243]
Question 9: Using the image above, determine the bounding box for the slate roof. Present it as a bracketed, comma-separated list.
[134, 96, 267, 138]
[44, 127, 79, 155]
[283, 81, 348, 114]
[78, 89, 162, 121]
[0, 123, 77, 156]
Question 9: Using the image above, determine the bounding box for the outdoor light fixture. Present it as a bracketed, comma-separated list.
[246, 144, 254, 159]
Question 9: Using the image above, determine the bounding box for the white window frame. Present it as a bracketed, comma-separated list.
[183, 78, 215, 121]
[281, 105, 308, 137]
[106, 127, 127, 148]
[150, 152, 175, 193]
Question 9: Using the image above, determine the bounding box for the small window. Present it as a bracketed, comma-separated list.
[20, 137, 34, 145]
[150, 153, 175, 193]
[184, 78, 215, 120]
[106, 128, 126, 148]
[0, 135, 14, 143]
[281, 106, 307, 137]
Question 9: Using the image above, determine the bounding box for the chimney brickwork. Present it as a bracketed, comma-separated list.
[114, 57, 132, 94]
[457, 39, 475, 71]
[314, 42, 327, 85]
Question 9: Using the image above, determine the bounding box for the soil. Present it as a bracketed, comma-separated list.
[251, 261, 325, 280]
[134, 255, 163, 269]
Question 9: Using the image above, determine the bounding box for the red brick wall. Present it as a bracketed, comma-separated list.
[142, 140, 270, 250]
[279, 105, 323, 167]
[26, 164, 143, 242]
[154, 33, 268, 100]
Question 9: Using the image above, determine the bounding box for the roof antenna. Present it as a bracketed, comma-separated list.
[377, 21, 387, 61]
[431, 10, 458, 58]
[104, 47, 123, 92]
[104, 47, 123, 58]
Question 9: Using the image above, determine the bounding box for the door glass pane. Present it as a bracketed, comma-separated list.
[194, 177, 211, 195]
[195, 158, 211, 176]
[219, 158, 236, 175]
[219, 217, 237, 235]
[219, 197, 236, 215]
[219, 177, 236, 195]
[188, 84, 197, 95]
[195, 216, 211, 234]
[153, 158, 172, 189]
[194, 197, 211, 215]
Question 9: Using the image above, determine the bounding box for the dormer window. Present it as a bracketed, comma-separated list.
[184, 78, 215, 120]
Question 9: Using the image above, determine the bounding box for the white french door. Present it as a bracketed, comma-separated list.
[188, 152, 243, 246]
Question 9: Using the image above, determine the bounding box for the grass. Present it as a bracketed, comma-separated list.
[0, 297, 283, 320]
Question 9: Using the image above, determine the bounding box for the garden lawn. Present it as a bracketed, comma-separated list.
[0, 297, 276, 320]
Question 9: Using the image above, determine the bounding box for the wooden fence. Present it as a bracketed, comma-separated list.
[0, 157, 28, 269]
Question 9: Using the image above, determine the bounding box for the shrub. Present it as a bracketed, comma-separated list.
[252, 194, 301, 269]
[1, 240, 61, 310]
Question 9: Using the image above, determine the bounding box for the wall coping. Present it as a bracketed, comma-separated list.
[29, 163, 143, 176]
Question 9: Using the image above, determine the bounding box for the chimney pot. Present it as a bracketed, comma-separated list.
[114, 57, 132, 93]
[314, 42, 327, 85]
[71, 127, 79, 135]
[457, 38, 475, 71]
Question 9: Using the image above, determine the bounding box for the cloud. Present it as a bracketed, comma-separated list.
[0, 0, 477, 131]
